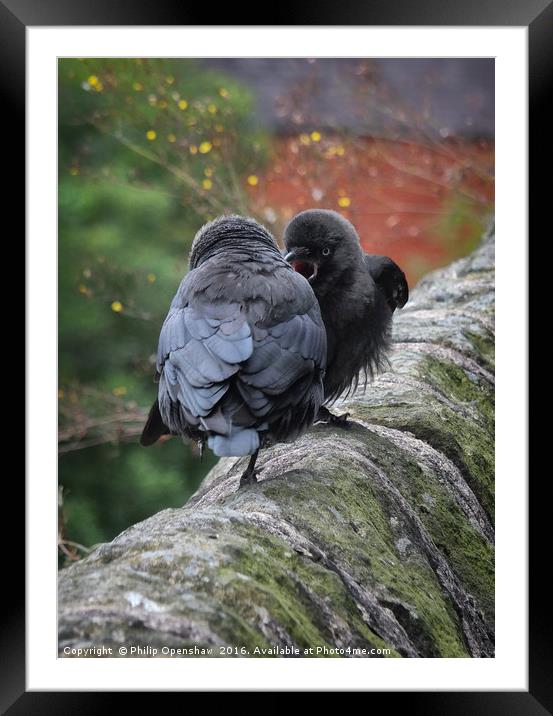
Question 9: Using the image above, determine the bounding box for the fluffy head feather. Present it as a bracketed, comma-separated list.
[284, 209, 364, 297]
[189, 215, 280, 270]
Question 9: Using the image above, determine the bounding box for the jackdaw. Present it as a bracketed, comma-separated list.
[140, 215, 327, 486]
[283, 209, 408, 422]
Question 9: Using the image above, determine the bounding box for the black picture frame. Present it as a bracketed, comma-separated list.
[11, 0, 545, 709]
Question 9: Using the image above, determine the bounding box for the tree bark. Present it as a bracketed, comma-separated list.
[59, 229, 495, 658]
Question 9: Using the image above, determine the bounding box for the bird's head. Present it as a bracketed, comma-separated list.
[283, 209, 364, 294]
[189, 215, 279, 269]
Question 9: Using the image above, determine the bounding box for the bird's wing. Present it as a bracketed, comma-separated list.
[236, 269, 327, 442]
[141, 262, 256, 445]
[364, 254, 409, 312]
[158, 298, 253, 434]
[142, 263, 325, 448]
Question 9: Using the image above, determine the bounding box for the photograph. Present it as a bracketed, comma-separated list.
[56, 56, 496, 660]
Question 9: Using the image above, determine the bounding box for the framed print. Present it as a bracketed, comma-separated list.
[11, 0, 546, 708]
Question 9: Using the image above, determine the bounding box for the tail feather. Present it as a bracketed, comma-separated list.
[207, 427, 260, 457]
[140, 399, 170, 447]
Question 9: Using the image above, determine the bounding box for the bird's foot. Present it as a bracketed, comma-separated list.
[239, 470, 258, 488]
[238, 449, 260, 488]
[316, 406, 352, 428]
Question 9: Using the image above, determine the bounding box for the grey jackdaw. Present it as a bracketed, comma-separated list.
[140, 215, 327, 485]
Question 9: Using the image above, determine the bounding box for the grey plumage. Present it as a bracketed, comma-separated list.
[141, 215, 326, 481]
[283, 209, 408, 407]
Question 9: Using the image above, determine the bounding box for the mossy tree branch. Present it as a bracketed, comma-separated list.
[59, 229, 495, 658]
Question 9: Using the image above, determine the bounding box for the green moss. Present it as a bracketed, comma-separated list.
[352, 393, 494, 521]
[466, 330, 495, 371]
[214, 524, 399, 656]
[260, 462, 470, 657]
[421, 356, 494, 430]
[344, 429, 494, 625]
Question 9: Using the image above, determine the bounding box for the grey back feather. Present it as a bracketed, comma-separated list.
[153, 217, 326, 457]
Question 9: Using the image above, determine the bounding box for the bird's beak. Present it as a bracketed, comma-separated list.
[284, 248, 319, 283]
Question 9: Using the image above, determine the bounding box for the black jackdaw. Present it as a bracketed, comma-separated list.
[283, 209, 408, 422]
[140, 215, 327, 485]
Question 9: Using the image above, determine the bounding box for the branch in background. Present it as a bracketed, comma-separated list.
[58, 386, 149, 454]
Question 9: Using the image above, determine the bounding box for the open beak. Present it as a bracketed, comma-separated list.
[284, 249, 319, 283]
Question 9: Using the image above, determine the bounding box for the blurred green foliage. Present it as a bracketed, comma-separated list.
[58, 59, 269, 561]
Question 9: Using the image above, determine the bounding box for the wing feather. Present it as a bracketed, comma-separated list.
[151, 258, 326, 453]
[156, 297, 253, 433]
[364, 254, 409, 312]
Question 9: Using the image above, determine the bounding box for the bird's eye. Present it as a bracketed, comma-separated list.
[322, 247, 331, 257]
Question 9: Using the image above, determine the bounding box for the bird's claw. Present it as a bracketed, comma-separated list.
[316, 406, 352, 428]
[239, 471, 258, 488]
[238, 448, 260, 488]
[331, 411, 351, 426]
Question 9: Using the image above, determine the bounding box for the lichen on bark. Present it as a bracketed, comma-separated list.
[59, 228, 495, 658]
